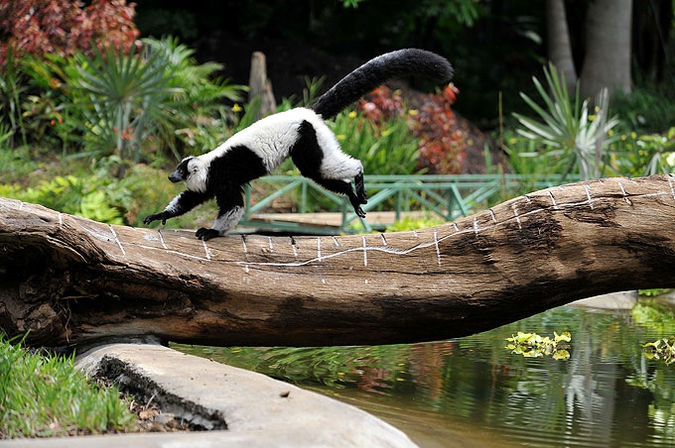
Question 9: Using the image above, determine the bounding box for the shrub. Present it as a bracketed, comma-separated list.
[70, 41, 183, 161]
[611, 86, 675, 135]
[514, 63, 618, 180]
[0, 175, 127, 225]
[502, 130, 562, 177]
[14, 36, 246, 160]
[0, 0, 139, 68]
[607, 127, 675, 176]
[356, 84, 467, 174]
[413, 85, 466, 174]
[1, 3, 245, 160]
[139, 37, 247, 155]
[0, 0, 140, 150]
[331, 111, 420, 176]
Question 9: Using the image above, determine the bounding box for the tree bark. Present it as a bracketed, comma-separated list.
[2, 175, 675, 348]
[580, 0, 633, 98]
[546, 0, 578, 92]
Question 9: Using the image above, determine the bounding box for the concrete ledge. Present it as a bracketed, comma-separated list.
[1, 343, 416, 447]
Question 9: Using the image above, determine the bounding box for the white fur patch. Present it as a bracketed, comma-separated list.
[188, 107, 361, 187]
[198, 108, 345, 173]
[165, 194, 182, 214]
[184, 158, 208, 193]
[319, 150, 363, 180]
[212, 206, 244, 235]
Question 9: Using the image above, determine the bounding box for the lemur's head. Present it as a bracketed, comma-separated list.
[169, 156, 208, 193]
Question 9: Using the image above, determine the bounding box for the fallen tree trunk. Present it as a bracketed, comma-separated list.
[2, 175, 675, 348]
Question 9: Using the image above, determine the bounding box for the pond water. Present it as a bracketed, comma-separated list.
[174, 293, 675, 448]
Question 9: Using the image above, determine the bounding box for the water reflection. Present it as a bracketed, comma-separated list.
[174, 296, 675, 447]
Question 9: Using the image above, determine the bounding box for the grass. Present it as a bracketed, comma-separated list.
[0, 334, 137, 439]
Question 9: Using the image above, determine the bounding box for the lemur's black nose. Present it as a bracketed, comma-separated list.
[168, 171, 183, 183]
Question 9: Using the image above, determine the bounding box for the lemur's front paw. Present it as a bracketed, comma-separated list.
[355, 206, 366, 218]
[196, 227, 221, 241]
[143, 213, 168, 225]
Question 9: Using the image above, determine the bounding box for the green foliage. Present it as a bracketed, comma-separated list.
[331, 112, 421, 175]
[607, 127, 675, 176]
[140, 36, 246, 151]
[72, 42, 182, 161]
[514, 63, 619, 180]
[0, 0, 140, 149]
[414, 0, 484, 28]
[5, 36, 246, 161]
[0, 174, 127, 225]
[385, 215, 445, 232]
[0, 151, 201, 228]
[0, 334, 136, 438]
[503, 131, 559, 176]
[505, 331, 572, 361]
[68, 36, 247, 161]
[638, 289, 671, 297]
[301, 76, 325, 107]
[340, 0, 366, 7]
[611, 85, 675, 134]
[176, 343, 413, 391]
[0, 46, 27, 147]
[632, 301, 675, 334]
[0, 119, 13, 150]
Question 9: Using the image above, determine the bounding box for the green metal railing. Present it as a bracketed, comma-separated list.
[240, 174, 579, 234]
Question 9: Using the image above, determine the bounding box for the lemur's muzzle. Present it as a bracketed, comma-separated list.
[168, 171, 183, 183]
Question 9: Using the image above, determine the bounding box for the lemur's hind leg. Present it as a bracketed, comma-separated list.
[355, 172, 367, 203]
[314, 146, 368, 210]
[291, 119, 367, 217]
[311, 177, 366, 218]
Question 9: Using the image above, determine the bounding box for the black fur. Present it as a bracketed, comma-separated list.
[208, 145, 268, 188]
[143, 189, 212, 225]
[310, 48, 453, 120]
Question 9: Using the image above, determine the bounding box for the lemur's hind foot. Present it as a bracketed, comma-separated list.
[349, 193, 367, 218]
[353, 204, 366, 218]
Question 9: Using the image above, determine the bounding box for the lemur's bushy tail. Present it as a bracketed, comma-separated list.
[310, 48, 453, 120]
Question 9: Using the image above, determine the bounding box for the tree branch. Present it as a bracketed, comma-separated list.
[2, 175, 675, 347]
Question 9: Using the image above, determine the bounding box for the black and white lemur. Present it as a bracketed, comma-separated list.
[143, 48, 453, 240]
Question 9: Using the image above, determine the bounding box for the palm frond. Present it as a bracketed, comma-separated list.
[514, 63, 619, 180]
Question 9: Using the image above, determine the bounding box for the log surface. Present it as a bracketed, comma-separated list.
[2, 175, 675, 347]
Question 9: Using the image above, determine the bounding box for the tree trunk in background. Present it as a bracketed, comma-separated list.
[580, 0, 633, 98]
[546, 0, 578, 93]
[248, 51, 277, 119]
[3, 175, 675, 348]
